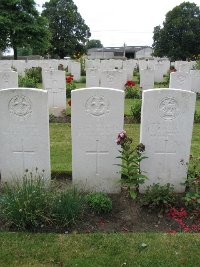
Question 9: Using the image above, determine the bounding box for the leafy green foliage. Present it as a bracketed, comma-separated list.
[0, 0, 51, 59]
[85, 192, 112, 214]
[153, 2, 200, 60]
[140, 183, 176, 212]
[86, 39, 103, 50]
[0, 172, 52, 230]
[52, 188, 84, 227]
[130, 99, 142, 122]
[125, 86, 141, 99]
[183, 156, 200, 212]
[42, 0, 91, 58]
[18, 75, 38, 88]
[116, 131, 147, 199]
[25, 67, 42, 84]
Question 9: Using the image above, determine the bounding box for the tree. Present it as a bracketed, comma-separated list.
[0, 0, 51, 59]
[152, 2, 200, 60]
[86, 39, 103, 50]
[42, 0, 91, 59]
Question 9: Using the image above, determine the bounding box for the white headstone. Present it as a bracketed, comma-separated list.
[123, 60, 134, 80]
[71, 61, 81, 81]
[100, 69, 127, 90]
[42, 70, 66, 116]
[71, 87, 124, 193]
[190, 70, 200, 93]
[140, 69, 154, 90]
[169, 72, 192, 91]
[85, 59, 101, 69]
[0, 60, 12, 71]
[12, 60, 26, 76]
[0, 88, 51, 182]
[86, 68, 100, 87]
[0, 70, 18, 89]
[154, 63, 164, 82]
[140, 88, 195, 193]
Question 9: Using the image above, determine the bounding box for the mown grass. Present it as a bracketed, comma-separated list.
[50, 123, 200, 173]
[0, 232, 200, 267]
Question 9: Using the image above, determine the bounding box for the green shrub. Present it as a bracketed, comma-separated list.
[18, 75, 38, 88]
[0, 172, 52, 230]
[125, 86, 141, 99]
[130, 99, 142, 122]
[25, 67, 42, 83]
[140, 183, 176, 212]
[194, 111, 200, 123]
[183, 156, 200, 212]
[52, 188, 84, 227]
[85, 192, 112, 214]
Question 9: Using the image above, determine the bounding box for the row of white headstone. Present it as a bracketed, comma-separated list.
[0, 87, 196, 194]
[0, 68, 67, 117]
[0, 60, 81, 81]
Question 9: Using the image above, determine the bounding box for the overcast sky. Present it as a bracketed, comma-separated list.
[36, 0, 199, 47]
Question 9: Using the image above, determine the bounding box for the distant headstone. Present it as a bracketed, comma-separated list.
[0, 60, 12, 71]
[100, 69, 127, 90]
[140, 69, 154, 90]
[86, 68, 100, 87]
[0, 70, 18, 89]
[123, 60, 134, 80]
[71, 61, 81, 81]
[12, 60, 26, 76]
[42, 69, 66, 116]
[71, 87, 124, 193]
[154, 63, 164, 83]
[85, 59, 101, 69]
[190, 70, 200, 93]
[169, 72, 192, 91]
[140, 88, 195, 193]
[0, 88, 51, 182]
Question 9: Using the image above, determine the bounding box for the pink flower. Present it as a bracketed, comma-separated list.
[116, 130, 127, 145]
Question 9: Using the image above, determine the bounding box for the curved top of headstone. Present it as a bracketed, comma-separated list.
[0, 88, 47, 94]
[72, 87, 125, 94]
[143, 88, 195, 95]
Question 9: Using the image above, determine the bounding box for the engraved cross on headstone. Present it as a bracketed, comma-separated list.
[86, 139, 109, 176]
[155, 136, 176, 175]
[47, 80, 64, 108]
[13, 139, 35, 173]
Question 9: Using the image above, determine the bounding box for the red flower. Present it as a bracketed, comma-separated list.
[125, 80, 136, 87]
[66, 76, 73, 83]
[68, 99, 71, 107]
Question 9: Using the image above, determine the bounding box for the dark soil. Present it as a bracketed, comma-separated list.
[72, 189, 177, 234]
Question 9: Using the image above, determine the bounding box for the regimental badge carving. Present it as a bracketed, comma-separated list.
[159, 97, 179, 120]
[107, 73, 114, 83]
[2, 73, 9, 82]
[177, 74, 186, 84]
[9, 95, 32, 118]
[85, 96, 109, 116]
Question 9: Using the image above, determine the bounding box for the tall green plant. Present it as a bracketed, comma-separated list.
[116, 131, 148, 199]
[0, 172, 52, 230]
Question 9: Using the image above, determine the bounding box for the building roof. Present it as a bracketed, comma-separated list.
[88, 46, 152, 53]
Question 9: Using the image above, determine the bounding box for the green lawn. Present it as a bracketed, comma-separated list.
[50, 123, 200, 173]
[0, 232, 200, 267]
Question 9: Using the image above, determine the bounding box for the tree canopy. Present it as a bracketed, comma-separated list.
[86, 39, 103, 50]
[0, 0, 51, 59]
[152, 2, 200, 60]
[42, 0, 91, 59]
